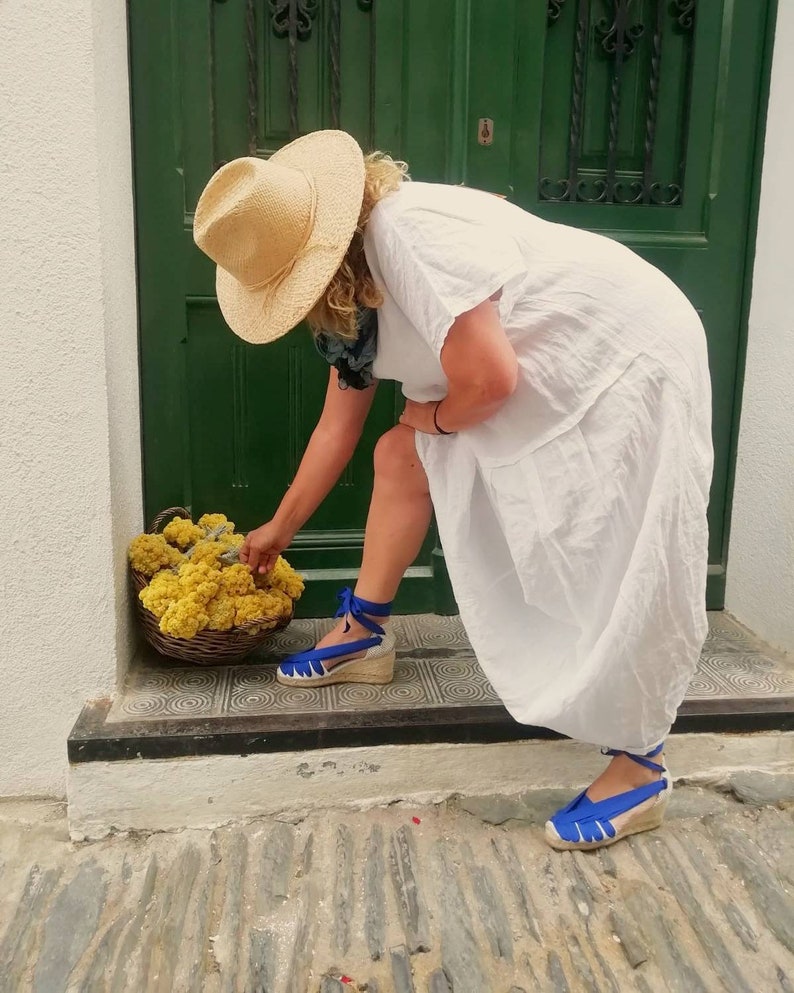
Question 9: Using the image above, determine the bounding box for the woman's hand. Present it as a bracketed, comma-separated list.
[399, 399, 442, 434]
[240, 520, 294, 574]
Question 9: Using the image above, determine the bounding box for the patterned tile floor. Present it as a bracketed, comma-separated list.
[107, 612, 794, 724]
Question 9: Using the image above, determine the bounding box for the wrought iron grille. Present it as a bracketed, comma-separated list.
[540, 0, 697, 206]
[240, 0, 374, 149]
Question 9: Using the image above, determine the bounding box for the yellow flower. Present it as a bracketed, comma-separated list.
[139, 571, 182, 619]
[134, 513, 301, 640]
[259, 587, 293, 618]
[198, 513, 234, 534]
[189, 540, 225, 568]
[162, 516, 205, 550]
[220, 532, 245, 551]
[177, 562, 221, 604]
[219, 563, 256, 598]
[258, 556, 305, 600]
[129, 534, 183, 577]
[159, 592, 210, 639]
[234, 590, 290, 632]
[205, 592, 236, 632]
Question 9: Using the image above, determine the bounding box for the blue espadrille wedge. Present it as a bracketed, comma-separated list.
[545, 744, 671, 851]
[276, 587, 395, 687]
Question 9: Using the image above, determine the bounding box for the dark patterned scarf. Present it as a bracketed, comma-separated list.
[314, 307, 378, 390]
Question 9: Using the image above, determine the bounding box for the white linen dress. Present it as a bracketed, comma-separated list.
[364, 182, 713, 753]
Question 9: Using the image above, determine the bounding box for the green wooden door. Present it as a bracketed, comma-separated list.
[130, 0, 775, 615]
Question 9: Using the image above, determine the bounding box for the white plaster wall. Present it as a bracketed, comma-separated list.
[726, 2, 794, 655]
[0, 0, 140, 797]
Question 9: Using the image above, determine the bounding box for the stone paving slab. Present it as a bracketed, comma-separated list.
[1, 785, 793, 992]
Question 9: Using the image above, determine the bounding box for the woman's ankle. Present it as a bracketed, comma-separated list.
[317, 615, 375, 649]
[351, 586, 393, 609]
[610, 753, 662, 786]
[343, 615, 378, 639]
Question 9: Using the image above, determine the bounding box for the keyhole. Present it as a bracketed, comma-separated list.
[478, 118, 494, 146]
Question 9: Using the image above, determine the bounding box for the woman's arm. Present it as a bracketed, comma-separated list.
[241, 368, 376, 572]
[399, 297, 517, 434]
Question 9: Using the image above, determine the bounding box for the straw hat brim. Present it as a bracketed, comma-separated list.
[215, 131, 365, 345]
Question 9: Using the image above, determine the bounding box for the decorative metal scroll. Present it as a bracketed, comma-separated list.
[548, 0, 567, 22]
[540, 0, 697, 207]
[672, 0, 695, 31]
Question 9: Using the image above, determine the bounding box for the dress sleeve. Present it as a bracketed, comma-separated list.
[367, 203, 526, 357]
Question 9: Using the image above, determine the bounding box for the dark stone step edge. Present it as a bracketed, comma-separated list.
[67, 696, 794, 763]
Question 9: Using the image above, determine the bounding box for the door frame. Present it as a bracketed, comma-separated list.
[720, 0, 780, 607]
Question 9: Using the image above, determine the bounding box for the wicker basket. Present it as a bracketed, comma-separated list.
[131, 507, 293, 665]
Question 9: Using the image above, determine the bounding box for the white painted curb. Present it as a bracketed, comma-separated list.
[67, 731, 794, 840]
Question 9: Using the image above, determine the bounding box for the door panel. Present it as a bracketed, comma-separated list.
[511, 0, 771, 605]
[134, 0, 441, 616]
[130, 0, 775, 614]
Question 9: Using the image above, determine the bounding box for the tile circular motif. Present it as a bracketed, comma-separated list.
[167, 692, 218, 715]
[143, 669, 218, 692]
[719, 669, 794, 695]
[228, 684, 279, 712]
[684, 673, 725, 698]
[335, 674, 428, 710]
[432, 659, 500, 703]
[232, 669, 277, 689]
[333, 683, 384, 708]
[704, 652, 778, 673]
[228, 671, 328, 713]
[180, 670, 218, 687]
[134, 672, 175, 692]
[439, 681, 499, 704]
[121, 685, 216, 718]
[397, 615, 471, 651]
[115, 667, 221, 720]
[707, 617, 755, 643]
[122, 696, 171, 717]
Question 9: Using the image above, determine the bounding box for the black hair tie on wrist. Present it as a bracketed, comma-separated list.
[433, 400, 454, 435]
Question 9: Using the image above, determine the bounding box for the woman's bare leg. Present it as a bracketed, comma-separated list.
[586, 751, 665, 801]
[316, 424, 432, 655]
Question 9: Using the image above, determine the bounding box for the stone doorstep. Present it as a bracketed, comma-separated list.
[66, 731, 794, 841]
[70, 610, 794, 765]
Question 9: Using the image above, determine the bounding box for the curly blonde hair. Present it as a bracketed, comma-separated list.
[307, 152, 408, 340]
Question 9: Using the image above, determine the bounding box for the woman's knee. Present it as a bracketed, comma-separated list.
[373, 425, 428, 490]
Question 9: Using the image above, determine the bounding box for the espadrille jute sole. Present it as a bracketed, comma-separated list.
[276, 650, 395, 687]
[544, 794, 668, 852]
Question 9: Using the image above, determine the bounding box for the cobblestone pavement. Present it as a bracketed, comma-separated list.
[1, 780, 793, 993]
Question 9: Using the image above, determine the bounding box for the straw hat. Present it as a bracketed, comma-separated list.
[193, 130, 365, 345]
